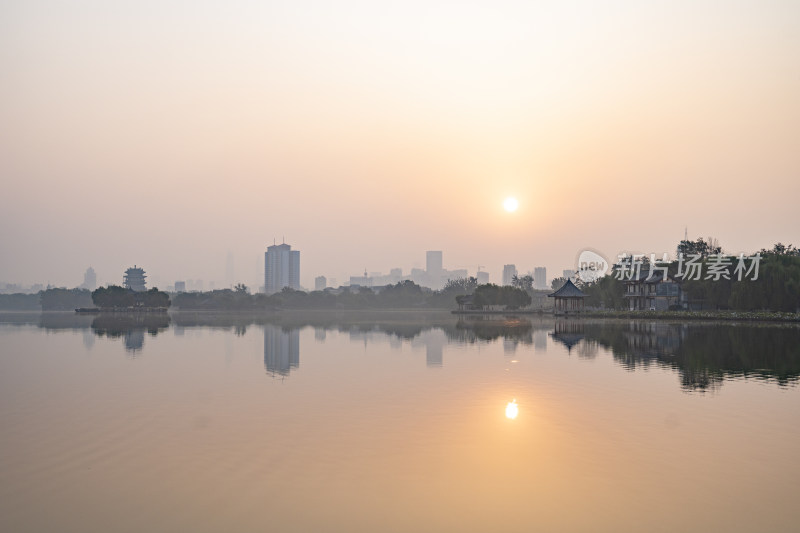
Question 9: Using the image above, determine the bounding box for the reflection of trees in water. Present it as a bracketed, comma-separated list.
[91, 314, 171, 354]
[8, 311, 798, 391]
[450, 316, 537, 346]
[578, 321, 800, 391]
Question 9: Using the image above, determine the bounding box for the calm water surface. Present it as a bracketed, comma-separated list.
[1, 312, 799, 533]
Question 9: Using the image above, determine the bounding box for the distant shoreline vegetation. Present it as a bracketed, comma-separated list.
[580, 241, 800, 313]
[0, 286, 171, 312]
[90, 286, 170, 310]
[170, 280, 482, 311]
[1, 242, 797, 314]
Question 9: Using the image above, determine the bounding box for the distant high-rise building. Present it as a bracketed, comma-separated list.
[563, 269, 576, 281]
[476, 271, 489, 285]
[534, 267, 547, 289]
[502, 264, 517, 286]
[426, 251, 442, 274]
[81, 267, 97, 291]
[174, 281, 186, 292]
[315, 276, 327, 291]
[426, 250, 443, 290]
[410, 268, 426, 286]
[349, 269, 372, 287]
[264, 243, 300, 294]
[123, 265, 147, 292]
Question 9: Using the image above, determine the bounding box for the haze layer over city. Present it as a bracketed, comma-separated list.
[2, 1, 798, 290]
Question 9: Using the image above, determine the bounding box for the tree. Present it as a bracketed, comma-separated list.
[512, 274, 534, 292]
[443, 277, 478, 293]
[40, 288, 93, 310]
[501, 285, 532, 309]
[551, 277, 567, 291]
[234, 283, 249, 294]
[141, 288, 171, 308]
[92, 285, 170, 309]
[378, 280, 426, 308]
[582, 275, 625, 309]
[472, 284, 531, 309]
[677, 237, 722, 258]
[760, 243, 799, 257]
[92, 286, 135, 308]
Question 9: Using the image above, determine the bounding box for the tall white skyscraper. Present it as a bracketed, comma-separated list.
[502, 264, 517, 286]
[426, 251, 442, 274]
[534, 267, 547, 290]
[264, 243, 300, 294]
[426, 250, 443, 290]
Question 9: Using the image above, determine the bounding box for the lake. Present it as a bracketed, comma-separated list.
[1, 312, 799, 533]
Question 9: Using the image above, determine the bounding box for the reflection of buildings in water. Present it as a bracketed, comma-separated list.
[388, 336, 403, 350]
[609, 322, 688, 372]
[263, 325, 300, 377]
[349, 329, 383, 347]
[622, 322, 685, 359]
[411, 330, 447, 367]
[82, 329, 95, 350]
[576, 339, 598, 359]
[503, 338, 518, 354]
[533, 329, 547, 352]
[549, 319, 586, 354]
[426, 340, 443, 367]
[174, 326, 185, 336]
[124, 329, 145, 353]
[314, 327, 326, 342]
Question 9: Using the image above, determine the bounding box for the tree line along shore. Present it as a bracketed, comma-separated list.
[1, 241, 798, 316]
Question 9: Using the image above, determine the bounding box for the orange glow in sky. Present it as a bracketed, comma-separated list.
[1, 1, 799, 288]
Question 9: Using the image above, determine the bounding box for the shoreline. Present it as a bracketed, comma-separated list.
[2, 308, 799, 324]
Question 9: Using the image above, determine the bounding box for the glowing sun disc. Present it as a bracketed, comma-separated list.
[503, 197, 519, 212]
[506, 399, 519, 419]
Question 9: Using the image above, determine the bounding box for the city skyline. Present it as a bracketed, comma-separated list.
[1, 234, 794, 294]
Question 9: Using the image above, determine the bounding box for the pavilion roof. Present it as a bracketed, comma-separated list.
[547, 278, 587, 298]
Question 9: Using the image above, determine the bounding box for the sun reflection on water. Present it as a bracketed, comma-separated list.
[505, 399, 519, 420]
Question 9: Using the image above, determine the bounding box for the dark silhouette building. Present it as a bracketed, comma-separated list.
[124, 266, 147, 292]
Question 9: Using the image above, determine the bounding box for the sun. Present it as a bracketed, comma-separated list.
[503, 197, 519, 212]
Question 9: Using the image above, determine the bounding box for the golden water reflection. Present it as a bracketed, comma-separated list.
[505, 399, 519, 419]
[1, 314, 800, 532]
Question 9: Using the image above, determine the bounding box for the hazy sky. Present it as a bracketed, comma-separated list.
[2, 0, 799, 289]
